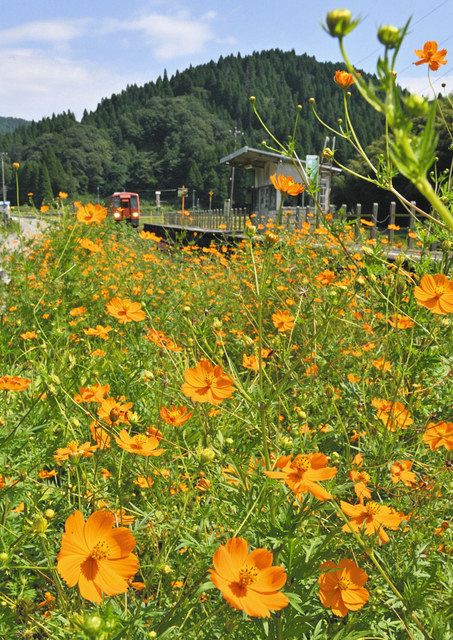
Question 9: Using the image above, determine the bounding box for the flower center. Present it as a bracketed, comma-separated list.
[109, 407, 121, 422]
[203, 373, 215, 385]
[238, 563, 258, 587]
[292, 455, 311, 471]
[434, 285, 445, 296]
[366, 501, 380, 515]
[338, 576, 353, 590]
[134, 434, 148, 446]
[91, 540, 111, 560]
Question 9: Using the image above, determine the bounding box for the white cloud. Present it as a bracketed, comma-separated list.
[0, 48, 140, 120]
[0, 19, 90, 46]
[101, 12, 216, 60]
[397, 74, 452, 96]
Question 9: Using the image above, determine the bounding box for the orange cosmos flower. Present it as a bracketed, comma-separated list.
[20, 331, 37, 340]
[57, 510, 138, 603]
[422, 421, 453, 451]
[242, 354, 260, 371]
[76, 203, 107, 225]
[270, 174, 305, 196]
[115, 429, 165, 456]
[74, 384, 110, 404]
[84, 325, 112, 340]
[69, 306, 86, 317]
[0, 375, 31, 391]
[90, 422, 111, 449]
[372, 357, 392, 372]
[334, 70, 355, 88]
[316, 269, 336, 285]
[210, 537, 288, 618]
[54, 441, 97, 463]
[272, 309, 295, 332]
[134, 475, 154, 489]
[387, 313, 414, 329]
[318, 559, 369, 617]
[390, 460, 417, 487]
[414, 274, 453, 315]
[265, 453, 337, 501]
[372, 398, 413, 431]
[414, 41, 447, 71]
[181, 359, 235, 405]
[340, 500, 407, 544]
[77, 237, 103, 253]
[144, 328, 182, 351]
[160, 405, 193, 427]
[98, 397, 133, 425]
[106, 297, 146, 324]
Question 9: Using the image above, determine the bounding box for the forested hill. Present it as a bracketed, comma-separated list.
[0, 116, 29, 134]
[1, 49, 383, 206]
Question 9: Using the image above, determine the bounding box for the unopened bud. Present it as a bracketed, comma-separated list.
[326, 9, 353, 38]
[322, 147, 334, 160]
[200, 448, 216, 463]
[44, 509, 55, 520]
[377, 25, 401, 48]
[405, 94, 429, 117]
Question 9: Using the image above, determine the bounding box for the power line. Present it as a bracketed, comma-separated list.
[356, 0, 452, 66]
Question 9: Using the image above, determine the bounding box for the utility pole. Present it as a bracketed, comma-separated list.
[228, 126, 243, 213]
[1, 153, 8, 226]
[97, 186, 100, 204]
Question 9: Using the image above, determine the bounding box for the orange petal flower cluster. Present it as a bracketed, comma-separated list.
[74, 383, 110, 403]
[318, 559, 369, 617]
[54, 441, 98, 463]
[0, 375, 31, 391]
[414, 274, 453, 315]
[242, 353, 261, 371]
[182, 359, 235, 405]
[115, 429, 165, 456]
[160, 405, 193, 427]
[414, 41, 448, 71]
[422, 420, 453, 451]
[265, 453, 337, 501]
[209, 537, 288, 618]
[272, 309, 295, 332]
[57, 510, 138, 602]
[387, 313, 414, 329]
[341, 500, 407, 544]
[84, 325, 112, 340]
[144, 328, 182, 351]
[334, 70, 355, 88]
[372, 398, 413, 431]
[20, 331, 37, 340]
[98, 397, 133, 425]
[76, 203, 107, 225]
[106, 298, 146, 323]
[270, 174, 305, 196]
[390, 460, 417, 487]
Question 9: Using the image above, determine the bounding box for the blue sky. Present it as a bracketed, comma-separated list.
[1, 0, 452, 120]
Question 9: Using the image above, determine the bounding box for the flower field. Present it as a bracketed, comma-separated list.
[0, 206, 451, 640]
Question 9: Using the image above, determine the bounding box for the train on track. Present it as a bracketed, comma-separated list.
[107, 191, 141, 227]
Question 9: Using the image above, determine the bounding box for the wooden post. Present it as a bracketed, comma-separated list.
[389, 202, 396, 244]
[371, 202, 378, 239]
[355, 203, 361, 240]
[408, 201, 416, 250]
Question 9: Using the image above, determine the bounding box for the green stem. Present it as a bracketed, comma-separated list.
[416, 177, 453, 232]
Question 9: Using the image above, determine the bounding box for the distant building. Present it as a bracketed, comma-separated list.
[219, 146, 341, 215]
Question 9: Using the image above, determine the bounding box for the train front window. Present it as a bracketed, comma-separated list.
[112, 196, 121, 208]
[121, 199, 129, 209]
[130, 196, 138, 209]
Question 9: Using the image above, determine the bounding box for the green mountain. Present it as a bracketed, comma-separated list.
[0, 49, 384, 207]
[0, 116, 30, 134]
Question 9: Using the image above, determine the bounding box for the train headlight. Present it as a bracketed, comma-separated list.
[113, 212, 121, 220]
[132, 211, 139, 218]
